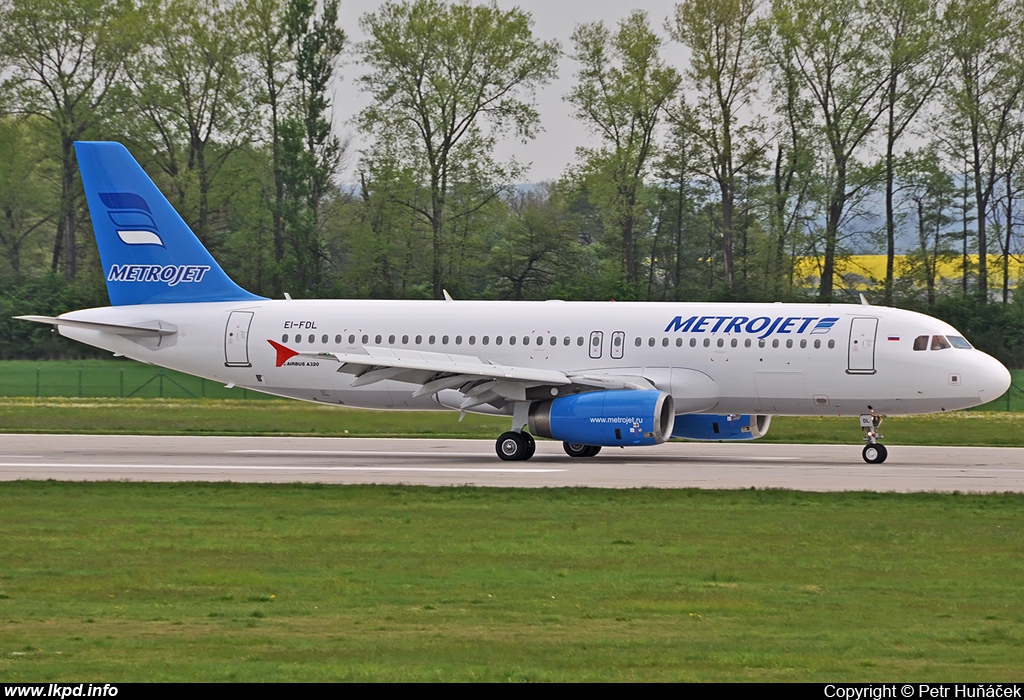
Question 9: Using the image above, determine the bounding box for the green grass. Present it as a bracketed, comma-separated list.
[3, 396, 1024, 446]
[0, 483, 1022, 681]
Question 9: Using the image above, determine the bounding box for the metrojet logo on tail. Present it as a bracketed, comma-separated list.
[664, 314, 841, 338]
[99, 191, 165, 246]
[106, 264, 211, 286]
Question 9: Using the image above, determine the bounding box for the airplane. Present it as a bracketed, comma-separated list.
[17, 142, 1012, 464]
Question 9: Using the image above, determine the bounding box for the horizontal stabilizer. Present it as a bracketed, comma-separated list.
[16, 315, 177, 336]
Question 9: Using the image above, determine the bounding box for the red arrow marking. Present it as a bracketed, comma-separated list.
[267, 339, 298, 367]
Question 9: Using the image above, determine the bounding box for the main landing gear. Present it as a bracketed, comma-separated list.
[563, 442, 602, 458]
[494, 434, 603, 461]
[496, 431, 536, 461]
[859, 409, 887, 464]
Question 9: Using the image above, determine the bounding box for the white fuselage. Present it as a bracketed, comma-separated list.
[57, 299, 1011, 418]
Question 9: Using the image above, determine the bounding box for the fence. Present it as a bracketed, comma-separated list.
[1, 360, 1021, 409]
[0, 361, 269, 400]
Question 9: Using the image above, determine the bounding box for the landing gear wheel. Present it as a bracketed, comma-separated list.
[496, 431, 534, 461]
[862, 443, 888, 464]
[522, 432, 536, 460]
[563, 442, 601, 458]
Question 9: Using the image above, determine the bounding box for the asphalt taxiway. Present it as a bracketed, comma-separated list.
[1, 434, 1023, 492]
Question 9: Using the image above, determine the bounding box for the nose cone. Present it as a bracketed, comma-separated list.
[976, 353, 1012, 401]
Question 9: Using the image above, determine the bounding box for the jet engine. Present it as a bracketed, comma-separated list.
[528, 390, 675, 447]
[671, 414, 771, 441]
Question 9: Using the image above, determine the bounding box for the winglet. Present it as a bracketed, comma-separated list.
[267, 339, 298, 367]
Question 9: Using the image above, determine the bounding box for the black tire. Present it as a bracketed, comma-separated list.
[862, 443, 888, 464]
[522, 432, 536, 460]
[563, 442, 602, 458]
[496, 431, 529, 461]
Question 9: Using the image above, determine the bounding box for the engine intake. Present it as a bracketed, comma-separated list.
[529, 390, 675, 447]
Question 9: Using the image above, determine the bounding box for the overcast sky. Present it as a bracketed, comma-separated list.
[332, 1, 692, 183]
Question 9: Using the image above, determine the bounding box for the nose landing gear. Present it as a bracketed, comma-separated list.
[860, 409, 887, 463]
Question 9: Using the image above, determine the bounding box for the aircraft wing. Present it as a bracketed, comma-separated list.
[268, 339, 652, 408]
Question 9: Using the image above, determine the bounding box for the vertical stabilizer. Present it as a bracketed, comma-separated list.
[75, 141, 265, 306]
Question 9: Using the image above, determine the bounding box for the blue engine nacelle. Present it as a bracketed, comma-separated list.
[528, 390, 675, 447]
[671, 414, 771, 441]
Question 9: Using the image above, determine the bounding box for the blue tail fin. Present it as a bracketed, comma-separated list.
[75, 141, 265, 306]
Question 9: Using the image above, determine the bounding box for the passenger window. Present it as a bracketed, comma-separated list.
[415, 335, 422, 344]
[429, 335, 435, 344]
[814, 339, 820, 349]
[523, 336, 530, 345]
[800, 339, 806, 349]
[509, 336, 516, 346]
[455, 335, 462, 345]
[374, 335, 382, 344]
[786, 339, 793, 348]
[731, 338, 738, 348]
[662, 338, 669, 347]
[717, 338, 724, 348]
[613, 335, 622, 348]
[468, 336, 475, 345]
[745, 339, 751, 348]
[335, 334, 342, 344]
[483, 336, 490, 345]
[828, 340, 835, 349]
[309, 334, 316, 343]
[577, 337, 584, 346]
[931, 335, 951, 350]
[913, 335, 929, 351]
[442, 335, 449, 345]
[550, 336, 557, 346]
[649, 337, 655, 347]
[294, 335, 301, 344]
[563, 337, 570, 346]
[536, 336, 543, 346]
[495, 336, 502, 345]
[282, 334, 289, 343]
[389, 335, 396, 344]
[635, 337, 642, 347]
[703, 338, 711, 347]
[349, 334, 356, 344]
[772, 339, 779, 348]
[322, 334, 328, 344]
[361, 334, 368, 344]
[402, 335, 409, 344]
[758, 339, 765, 348]
[690, 338, 697, 347]
[676, 338, 683, 347]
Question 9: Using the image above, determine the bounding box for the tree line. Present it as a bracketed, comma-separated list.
[3, 0, 1024, 366]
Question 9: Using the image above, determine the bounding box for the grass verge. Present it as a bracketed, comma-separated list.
[2, 396, 1024, 446]
[1, 483, 1022, 681]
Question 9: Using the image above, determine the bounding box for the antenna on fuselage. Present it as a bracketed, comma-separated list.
[443, 289, 454, 302]
[859, 293, 870, 306]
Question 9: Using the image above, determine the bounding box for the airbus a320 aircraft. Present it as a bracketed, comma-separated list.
[18, 142, 1012, 464]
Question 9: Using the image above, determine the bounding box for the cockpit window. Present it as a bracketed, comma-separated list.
[913, 335, 929, 351]
[947, 335, 973, 349]
[931, 335, 951, 350]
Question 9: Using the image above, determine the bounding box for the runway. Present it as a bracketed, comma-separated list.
[2, 434, 1024, 492]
